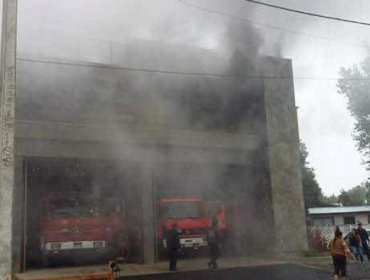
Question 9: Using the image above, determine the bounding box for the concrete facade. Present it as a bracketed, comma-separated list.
[141, 165, 156, 264]
[262, 58, 308, 253]
[0, 0, 17, 279]
[1, 48, 307, 276]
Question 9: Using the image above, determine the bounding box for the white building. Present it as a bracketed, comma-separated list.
[308, 206, 370, 227]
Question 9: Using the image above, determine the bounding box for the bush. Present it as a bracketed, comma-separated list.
[308, 228, 328, 252]
[303, 249, 321, 257]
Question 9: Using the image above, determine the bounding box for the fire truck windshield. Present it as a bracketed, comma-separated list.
[50, 197, 97, 217]
[160, 202, 205, 219]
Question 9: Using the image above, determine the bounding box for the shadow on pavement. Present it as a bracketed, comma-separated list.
[123, 264, 332, 280]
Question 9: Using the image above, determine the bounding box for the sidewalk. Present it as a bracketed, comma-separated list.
[15, 257, 288, 280]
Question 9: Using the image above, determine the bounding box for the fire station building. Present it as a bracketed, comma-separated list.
[2, 42, 307, 272]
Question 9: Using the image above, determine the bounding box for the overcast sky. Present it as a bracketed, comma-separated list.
[262, 0, 370, 195]
[16, 0, 370, 195]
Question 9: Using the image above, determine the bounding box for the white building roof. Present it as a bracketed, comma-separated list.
[308, 206, 370, 215]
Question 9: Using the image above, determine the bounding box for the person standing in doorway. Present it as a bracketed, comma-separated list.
[167, 223, 180, 272]
[357, 223, 370, 261]
[207, 217, 220, 269]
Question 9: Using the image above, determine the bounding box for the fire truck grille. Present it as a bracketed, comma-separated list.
[182, 228, 207, 236]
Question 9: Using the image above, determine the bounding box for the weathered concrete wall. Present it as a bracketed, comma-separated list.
[262, 57, 308, 253]
[15, 121, 258, 165]
[15, 121, 258, 149]
[0, 0, 17, 278]
[12, 157, 23, 273]
[141, 166, 155, 263]
[16, 58, 262, 136]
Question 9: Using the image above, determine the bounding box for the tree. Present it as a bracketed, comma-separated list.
[338, 185, 367, 206]
[300, 142, 324, 209]
[338, 56, 370, 171]
[321, 194, 339, 206]
[336, 182, 370, 206]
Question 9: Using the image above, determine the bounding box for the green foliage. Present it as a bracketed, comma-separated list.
[303, 249, 322, 258]
[300, 142, 324, 209]
[338, 57, 370, 170]
[321, 194, 338, 205]
[337, 182, 370, 206]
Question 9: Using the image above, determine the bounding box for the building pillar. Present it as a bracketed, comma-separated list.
[12, 157, 23, 273]
[0, 0, 17, 278]
[262, 58, 308, 253]
[141, 165, 156, 263]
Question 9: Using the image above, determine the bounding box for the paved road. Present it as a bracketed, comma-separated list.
[124, 264, 332, 280]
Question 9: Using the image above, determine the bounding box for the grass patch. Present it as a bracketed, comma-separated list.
[303, 249, 322, 258]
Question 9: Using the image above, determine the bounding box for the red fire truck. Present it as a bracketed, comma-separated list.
[157, 198, 225, 252]
[40, 194, 126, 263]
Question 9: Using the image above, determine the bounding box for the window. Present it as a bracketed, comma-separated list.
[160, 202, 205, 219]
[344, 216, 355, 225]
[313, 217, 334, 227]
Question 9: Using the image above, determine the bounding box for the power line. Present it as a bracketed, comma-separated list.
[18, 57, 234, 78]
[177, 0, 367, 50]
[17, 57, 370, 81]
[244, 0, 370, 27]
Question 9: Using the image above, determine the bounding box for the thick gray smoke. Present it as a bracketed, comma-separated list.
[226, 20, 263, 58]
[17, 0, 293, 267]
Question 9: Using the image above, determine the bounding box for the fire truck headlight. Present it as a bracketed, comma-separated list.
[105, 227, 112, 232]
[61, 228, 69, 233]
[50, 242, 62, 250]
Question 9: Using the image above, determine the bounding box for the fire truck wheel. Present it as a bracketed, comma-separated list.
[41, 254, 51, 267]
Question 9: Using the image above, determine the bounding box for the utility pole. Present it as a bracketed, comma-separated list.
[0, 0, 17, 278]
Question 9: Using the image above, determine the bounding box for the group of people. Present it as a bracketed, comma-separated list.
[344, 223, 370, 263]
[166, 217, 221, 272]
[328, 223, 370, 280]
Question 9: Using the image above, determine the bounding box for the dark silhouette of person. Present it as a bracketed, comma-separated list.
[167, 223, 180, 271]
[345, 228, 364, 263]
[357, 223, 370, 261]
[335, 226, 341, 235]
[207, 217, 220, 269]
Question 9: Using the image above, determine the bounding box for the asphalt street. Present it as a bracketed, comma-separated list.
[124, 264, 332, 280]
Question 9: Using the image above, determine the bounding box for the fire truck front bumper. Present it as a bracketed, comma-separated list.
[163, 237, 208, 250]
[44, 240, 107, 252]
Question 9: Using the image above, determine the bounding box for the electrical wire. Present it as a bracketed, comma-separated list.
[177, 0, 368, 49]
[244, 0, 370, 27]
[18, 57, 235, 78]
[17, 57, 369, 81]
